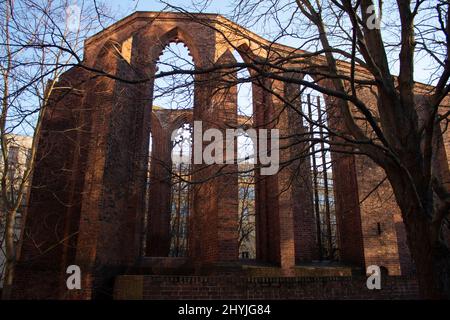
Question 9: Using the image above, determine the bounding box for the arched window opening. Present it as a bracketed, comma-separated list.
[233, 50, 253, 118]
[153, 42, 195, 110]
[146, 41, 195, 258]
[301, 75, 339, 261]
[237, 132, 256, 260]
[233, 50, 256, 260]
[169, 123, 192, 257]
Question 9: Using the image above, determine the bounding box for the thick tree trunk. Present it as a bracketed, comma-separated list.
[384, 144, 450, 299]
[400, 203, 450, 299]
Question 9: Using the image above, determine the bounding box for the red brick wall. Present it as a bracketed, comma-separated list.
[355, 155, 407, 275]
[114, 275, 419, 300]
[352, 86, 415, 276]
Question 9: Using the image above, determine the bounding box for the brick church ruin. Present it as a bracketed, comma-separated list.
[12, 11, 449, 299]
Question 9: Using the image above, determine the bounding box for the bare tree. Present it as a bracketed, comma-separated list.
[2, 0, 449, 299]
[224, 0, 450, 298]
[0, 0, 113, 299]
[155, 0, 450, 298]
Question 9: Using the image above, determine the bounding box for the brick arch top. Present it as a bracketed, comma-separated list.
[152, 108, 193, 133]
[152, 108, 252, 133]
[82, 11, 378, 80]
[83, 12, 289, 65]
[137, 25, 202, 68]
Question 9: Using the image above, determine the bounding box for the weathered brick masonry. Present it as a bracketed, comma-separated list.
[113, 275, 419, 300]
[11, 12, 449, 299]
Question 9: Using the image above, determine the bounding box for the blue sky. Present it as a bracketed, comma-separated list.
[101, 0, 435, 85]
[108, 0, 230, 17]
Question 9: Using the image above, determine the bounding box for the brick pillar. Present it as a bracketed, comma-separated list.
[253, 80, 272, 263]
[190, 50, 239, 264]
[284, 83, 318, 262]
[324, 92, 365, 268]
[254, 78, 308, 272]
[270, 79, 296, 272]
[146, 112, 172, 256]
[332, 148, 364, 268]
[73, 42, 150, 299]
[12, 67, 89, 299]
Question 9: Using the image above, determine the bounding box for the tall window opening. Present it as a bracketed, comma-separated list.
[147, 42, 194, 257]
[169, 123, 192, 257]
[234, 50, 256, 260]
[234, 51, 253, 118]
[237, 132, 256, 259]
[301, 75, 339, 261]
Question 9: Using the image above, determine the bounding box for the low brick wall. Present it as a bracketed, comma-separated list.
[113, 275, 419, 300]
